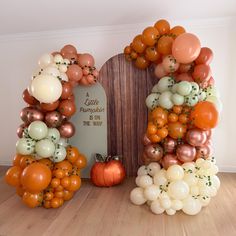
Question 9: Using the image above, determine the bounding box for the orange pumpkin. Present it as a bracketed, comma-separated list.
[90, 154, 126, 187]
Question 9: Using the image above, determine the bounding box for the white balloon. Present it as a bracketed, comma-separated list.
[159, 191, 169, 199]
[42, 66, 60, 77]
[160, 197, 172, 210]
[168, 180, 189, 200]
[136, 175, 153, 188]
[177, 81, 192, 96]
[147, 162, 161, 176]
[130, 187, 146, 205]
[60, 72, 69, 82]
[47, 128, 60, 143]
[182, 196, 202, 215]
[198, 90, 207, 101]
[182, 162, 196, 173]
[206, 96, 223, 112]
[208, 164, 219, 175]
[154, 169, 168, 186]
[211, 175, 220, 190]
[183, 173, 198, 186]
[151, 84, 159, 93]
[63, 59, 70, 65]
[159, 91, 174, 109]
[150, 200, 165, 214]
[32, 68, 43, 80]
[54, 54, 64, 64]
[38, 53, 54, 68]
[145, 93, 160, 110]
[16, 138, 35, 155]
[144, 185, 161, 201]
[166, 208, 176, 215]
[200, 196, 211, 207]
[156, 77, 175, 92]
[137, 165, 148, 176]
[190, 185, 200, 195]
[171, 93, 184, 105]
[31, 75, 62, 103]
[59, 64, 68, 73]
[166, 165, 184, 181]
[171, 199, 183, 210]
[205, 86, 220, 98]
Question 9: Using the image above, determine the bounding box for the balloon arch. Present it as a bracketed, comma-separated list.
[5, 19, 221, 215]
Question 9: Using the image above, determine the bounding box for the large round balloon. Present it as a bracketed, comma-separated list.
[172, 33, 201, 63]
[31, 75, 62, 103]
[190, 101, 219, 130]
[21, 163, 52, 193]
[28, 121, 48, 140]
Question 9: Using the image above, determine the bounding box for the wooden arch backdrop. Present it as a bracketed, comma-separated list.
[99, 53, 157, 176]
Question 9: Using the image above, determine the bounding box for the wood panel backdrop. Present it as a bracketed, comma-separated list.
[99, 53, 157, 176]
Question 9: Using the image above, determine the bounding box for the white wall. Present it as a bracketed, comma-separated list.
[0, 17, 235, 172]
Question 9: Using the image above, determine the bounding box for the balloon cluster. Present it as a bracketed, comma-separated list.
[125, 19, 222, 215]
[130, 158, 220, 215]
[5, 44, 98, 208]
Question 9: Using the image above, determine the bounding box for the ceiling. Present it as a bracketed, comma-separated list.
[1, 0, 236, 35]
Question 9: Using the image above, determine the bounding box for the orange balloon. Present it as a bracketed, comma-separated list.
[19, 155, 36, 169]
[55, 160, 73, 172]
[63, 190, 74, 201]
[67, 175, 81, 192]
[39, 158, 54, 170]
[154, 19, 170, 35]
[170, 26, 186, 38]
[131, 35, 146, 53]
[168, 122, 187, 139]
[135, 56, 150, 69]
[66, 146, 79, 164]
[21, 163, 52, 193]
[145, 47, 161, 62]
[16, 185, 25, 197]
[190, 101, 219, 130]
[61, 176, 71, 189]
[50, 197, 61, 208]
[124, 45, 132, 55]
[13, 154, 23, 166]
[157, 35, 174, 55]
[5, 166, 22, 187]
[22, 192, 43, 208]
[74, 154, 87, 169]
[141, 27, 160, 46]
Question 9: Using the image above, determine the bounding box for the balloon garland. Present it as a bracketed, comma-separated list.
[124, 19, 222, 215]
[5, 45, 98, 208]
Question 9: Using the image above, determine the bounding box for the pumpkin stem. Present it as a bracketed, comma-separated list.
[94, 153, 105, 162]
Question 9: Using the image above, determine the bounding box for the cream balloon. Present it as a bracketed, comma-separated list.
[211, 175, 220, 190]
[147, 162, 161, 176]
[50, 144, 66, 162]
[47, 128, 60, 144]
[57, 138, 69, 147]
[38, 53, 54, 68]
[166, 165, 184, 181]
[190, 185, 200, 195]
[144, 185, 161, 201]
[137, 166, 148, 176]
[54, 54, 64, 64]
[60, 72, 69, 82]
[59, 64, 68, 73]
[28, 121, 48, 140]
[31, 75, 62, 103]
[166, 208, 176, 215]
[42, 66, 60, 77]
[154, 169, 168, 186]
[182, 196, 202, 215]
[183, 173, 198, 186]
[160, 197, 172, 210]
[136, 175, 153, 188]
[182, 162, 196, 173]
[168, 180, 189, 200]
[35, 139, 55, 158]
[171, 93, 184, 105]
[150, 200, 165, 214]
[200, 196, 211, 207]
[176, 81, 192, 96]
[171, 199, 183, 210]
[130, 187, 146, 205]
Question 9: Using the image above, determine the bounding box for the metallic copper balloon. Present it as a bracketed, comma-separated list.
[61, 81, 73, 100]
[186, 128, 207, 147]
[195, 144, 213, 159]
[143, 134, 151, 146]
[27, 108, 44, 123]
[141, 151, 152, 165]
[162, 154, 181, 170]
[45, 111, 63, 128]
[163, 137, 177, 153]
[20, 107, 33, 124]
[22, 89, 38, 105]
[176, 144, 196, 163]
[204, 129, 212, 140]
[17, 123, 28, 138]
[144, 144, 163, 162]
[59, 121, 75, 138]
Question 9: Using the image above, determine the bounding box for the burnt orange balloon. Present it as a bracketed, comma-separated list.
[19, 155, 36, 169]
[5, 166, 22, 187]
[135, 56, 150, 69]
[67, 175, 81, 191]
[168, 122, 187, 139]
[63, 190, 74, 201]
[58, 99, 76, 117]
[170, 26, 186, 38]
[55, 160, 73, 171]
[22, 89, 38, 105]
[157, 35, 174, 55]
[16, 185, 25, 197]
[90, 160, 126, 187]
[190, 101, 219, 130]
[66, 146, 80, 164]
[131, 35, 146, 53]
[154, 19, 170, 35]
[145, 47, 161, 62]
[141, 27, 160, 46]
[13, 154, 23, 166]
[22, 192, 43, 208]
[40, 100, 59, 112]
[39, 158, 54, 170]
[21, 163, 52, 193]
[74, 154, 87, 169]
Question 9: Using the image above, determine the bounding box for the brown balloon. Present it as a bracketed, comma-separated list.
[162, 154, 181, 170]
[58, 100, 76, 117]
[163, 137, 177, 153]
[144, 144, 163, 162]
[45, 111, 63, 128]
[61, 81, 73, 100]
[66, 65, 83, 82]
[176, 144, 196, 163]
[27, 108, 44, 123]
[40, 100, 60, 112]
[59, 121, 75, 138]
[143, 134, 152, 146]
[17, 123, 28, 138]
[20, 107, 34, 124]
[22, 89, 38, 105]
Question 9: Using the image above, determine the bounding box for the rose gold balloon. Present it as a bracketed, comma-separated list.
[176, 73, 194, 82]
[20, 107, 33, 124]
[162, 154, 181, 170]
[86, 74, 96, 85]
[63, 53, 77, 61]
[17, 123, 28, 138]
[78, 53, 95, 67]
[163, 137, 177, 153]
[66, 65, 83, 82]
[195, 144, 213, 159]
[27, 109, 44, 123]
[144, 144, 163, 162]
[45, 111, 63, 128]
[143, 134, 152, 146]
[204, 129, 212, 140]
[59, 121, 75, 138]
[176, 144, 196, 163]
[61, 45, 77, 57]
[186, 128, 207, 147]
[79, 76, 90, 86]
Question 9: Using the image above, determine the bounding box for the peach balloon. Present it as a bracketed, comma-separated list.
[179, 63, 193, 73]
[176, 73, 194, 82]
[79, 76, 90, 86]
[154, 64, 167, 78]
[78, 53, 95, 67]
[162, 55, 179, 73]
[61, 45, 77, 57]
[66, 65, 83, 82]
[192, 64, 211, 84]
[172, 33, 201, 63]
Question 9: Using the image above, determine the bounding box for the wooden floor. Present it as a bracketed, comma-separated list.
[0, 166, 236, 236]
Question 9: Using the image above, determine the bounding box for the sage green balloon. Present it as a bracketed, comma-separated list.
[156, 77, 175, 92]
[151, 83, 159, 93]
[171, 83, 179, 93]
[16, 138, 36, 155]
[145, 93, 160, 110]
[50, 144, 67, 163]
[35, 139, 55, 158]
[171, 93, 184, 105]
[47, 128, 60, 144]
[28, 121, 48, 140]
[177, 81, 192, 96]
[159, 91, 174, 109]
[22, 127, 30, 138]
[57, 138, 69, 147]
[206, 96, 223, 112]
[198, 89, 207, 101]
[185, 93, 199, 106]
[190, 82, 199, 94]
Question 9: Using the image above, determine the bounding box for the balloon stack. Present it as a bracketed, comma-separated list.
[5, 45, 98, 208]
[125, 20, 222, 215]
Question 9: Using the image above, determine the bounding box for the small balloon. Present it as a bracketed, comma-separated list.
[154, 64, 168, 78]
[40, 100, 59, 112]
[162, 55, 179, 73]
[66, 65, 83, 82]
[22, 89, 38, 105]
[186, 128, 207, 147]
[163, 137, 177, 153]
[45, 111, 63, 128]
[176, 144, 196, 163]
[27, 108, 44, 123]
[143, 134, 152, 146]
[16, 138, 36, 155]
[78, 53, 95, 67]
[59, 121, 75, 138]
[195, 47, 213, 65]
[17, 123, 28, 138]
[162, 154, 180, 170]
[50, 144, 67, 162]
[47, 128, 60, 143]
[192, 64, 211, 84]
[144, 144, 163, 162]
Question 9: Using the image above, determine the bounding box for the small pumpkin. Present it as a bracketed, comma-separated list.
[90, 154, 126, 187]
